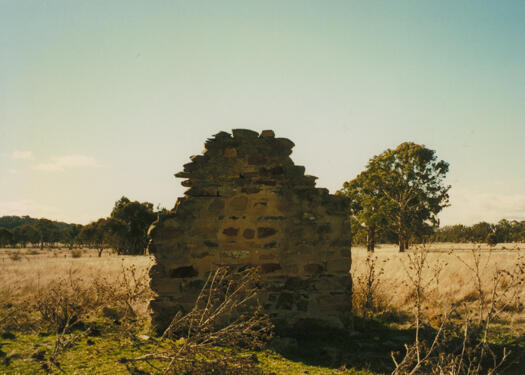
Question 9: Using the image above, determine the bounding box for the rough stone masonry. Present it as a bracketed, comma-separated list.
[148, 129, 352, 332]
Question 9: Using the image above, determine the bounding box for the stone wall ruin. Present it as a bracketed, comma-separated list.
[148, 129, 352, 332]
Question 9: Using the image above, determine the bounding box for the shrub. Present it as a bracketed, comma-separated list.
[352, 253, 389, 318]
[486, 232, 498, 246]
[7, 251, 22, 261]
[36, 275, 100, 331]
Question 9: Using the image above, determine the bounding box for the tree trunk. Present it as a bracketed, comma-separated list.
[399, 238, 405, 252]
[367, 224, 376, 252]
[398, 216, 405, 252]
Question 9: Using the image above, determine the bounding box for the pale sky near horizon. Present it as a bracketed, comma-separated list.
[1, 1, 524, 226]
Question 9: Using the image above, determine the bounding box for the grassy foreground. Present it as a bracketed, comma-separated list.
[0, 334, 377, 375]
[1, 245, 524, 374]
[1, 312, 523, 374]
[0, 315, 412, 374]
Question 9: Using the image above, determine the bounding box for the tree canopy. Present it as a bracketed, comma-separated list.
[0, 196, 159, 254]
[337, 170, 389, 251]
[110, 196, 157, 254]
[35, 219, 60, 250]
[436, 220, 525, 244]
[340, 142, 450, 251]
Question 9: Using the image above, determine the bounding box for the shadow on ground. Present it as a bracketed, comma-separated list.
[270, 317, 525, 374]
[270, 317, 417, 373]
[503, 333, 525, 375]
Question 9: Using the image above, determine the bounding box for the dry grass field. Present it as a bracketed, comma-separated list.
[0, 247, 154, 311]
[2, 243, 523, 325]
[352, 243, 525, 328]
[0, 244, 524, 374]
[2, 244, 522, 322]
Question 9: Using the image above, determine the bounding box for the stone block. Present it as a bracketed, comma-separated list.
[223, 147, 237, 158]
[261, 263, 282, 274]
[257, 227, 277, 238]
[230, 195, 249, 211]
[222, 227, 239, 236]
[260, 130, 275, 138]
[232, 128, 259, 139]
[326, 258, 351, 274]
[242, 228, 255, 239]
[208, 198, 225, 215]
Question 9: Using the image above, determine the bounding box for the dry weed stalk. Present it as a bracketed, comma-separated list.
[353, 253, 389, 318]
[0, 301, 33, 334]
[33, 273, 100, 372]
[41, 315, 95, 373]
[94, 262, 154, 343]
[456, 246, 524, 327]
[95, 262, 153, 320]
[403, 245, 447, 350]
[36, 270, 102, 331]
[392, 245, 525, 375]
[0, 283, 33, 334]
[122, 266, 272, 375]
[31, 263, 153, 373]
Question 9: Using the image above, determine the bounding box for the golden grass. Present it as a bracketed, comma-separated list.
[351, 243, 525, 330]
[0, 248, 154, 311]
[1, 243, 524, 330]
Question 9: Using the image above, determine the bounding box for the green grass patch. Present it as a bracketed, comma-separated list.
[0, 316, 522, 374]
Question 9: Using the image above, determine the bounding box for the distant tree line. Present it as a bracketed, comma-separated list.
[0, 217, 66, 250]
[346, 218, 525, 247]
[0, 215, 72, 231]
[434, 219, 525, 245]
[0, 197, 165, 255]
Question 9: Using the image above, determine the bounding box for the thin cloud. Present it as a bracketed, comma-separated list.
[33, 154, 100, 172]
[439, 188, 525, 225]
[11, 150, 34, 160]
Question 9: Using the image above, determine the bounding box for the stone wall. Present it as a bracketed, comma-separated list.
[148, 129, 352, 333]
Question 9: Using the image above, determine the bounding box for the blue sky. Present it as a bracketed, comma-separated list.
[1, 1, 524, 225]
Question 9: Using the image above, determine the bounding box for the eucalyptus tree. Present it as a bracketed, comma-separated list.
[103, 217, 129, 255]
[338, 170, 390, 251]
[0, 227, 13, 247]
[62, 224, 83, 249]
[110, 196, 156, 254]
[79, 219, 107, 255]
[35, 219, 59, 249]
[366, 142, 450, 251]
[13, 224, 39, 247]
[470, 222, 492, 243]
